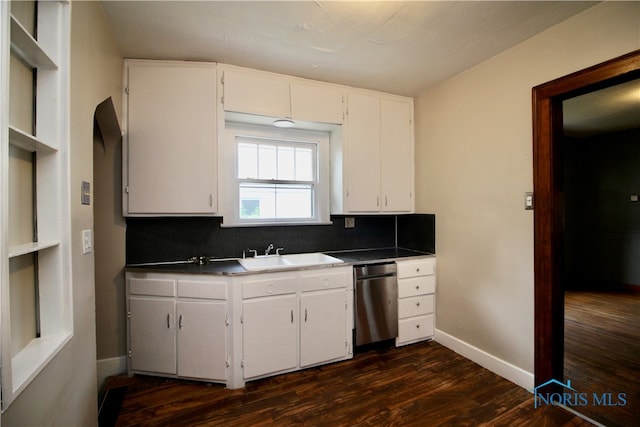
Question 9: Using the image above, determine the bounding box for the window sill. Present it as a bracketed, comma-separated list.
[220, 220, 334, 228]
[10, 332, 72, 397]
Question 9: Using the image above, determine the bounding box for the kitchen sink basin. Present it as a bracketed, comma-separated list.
[239, 253, 343, 271]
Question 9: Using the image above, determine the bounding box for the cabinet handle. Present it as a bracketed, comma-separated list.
[385, 196, 388, 207]
[305, 308, 308, 322]
[416, 324, 421, 329]
[377, 196, 380, 207]
[416, 302, 420, 307]
[291, 310, 294, 324]
[166, 313, 170, 329]
[179, 314, 183, 329]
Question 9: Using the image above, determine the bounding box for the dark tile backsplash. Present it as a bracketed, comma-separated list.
[126, 214, 435, 264]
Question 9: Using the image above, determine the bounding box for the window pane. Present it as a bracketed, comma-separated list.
[277, 146, 295, 180]
[258, 144, 277, 180]
[237, 142, 257, 179]
[295, 147, 313, 181]
[239, 183, 313, 220]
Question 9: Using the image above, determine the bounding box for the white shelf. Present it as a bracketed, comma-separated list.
[8, 241, 59, 258]
[8, 125, 57, 153]
[10, 15, 57, 70]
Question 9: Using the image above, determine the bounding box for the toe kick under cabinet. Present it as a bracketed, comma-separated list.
[395, 257, 436, 346]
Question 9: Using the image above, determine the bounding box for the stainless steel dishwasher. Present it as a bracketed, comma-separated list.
[354, 262, 398, 346]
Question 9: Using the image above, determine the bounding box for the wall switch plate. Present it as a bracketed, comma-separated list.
[81, 181, 91, 205]
[525, 192, 534, 210]
[82, 229, 93, 254]
[345, 217, 355, 228]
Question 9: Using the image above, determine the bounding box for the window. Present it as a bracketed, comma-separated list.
[1, 0, 71, 408]
[223, 123, 330, 226]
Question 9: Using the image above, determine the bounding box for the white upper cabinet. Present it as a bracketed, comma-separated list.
[334, 91, 414, 214]
[380, 98, 414, 212]
[290, 81, 343, 124]
[222, 67, 290, 118]
[221, 65, 344, 125]
[124, 60, 218, 215]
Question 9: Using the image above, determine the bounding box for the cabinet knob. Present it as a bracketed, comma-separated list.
[416, 324, 421, 329]
[415, 285, 420, 290]
[416, 302, 420, 307]
[416, 268, 420, 273]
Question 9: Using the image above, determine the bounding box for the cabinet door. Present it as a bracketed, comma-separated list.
[222, 68, 290, 118]
[345, 92, 381, 212]
[380, 98, 413, 212]
[129, 297, 176, 374]
[290, 82, 343, 124]
[300, 290, 348, 367]
[126, 62, 217, 214]
[176, 301, 227, 381]
[242, 294, 297, 379]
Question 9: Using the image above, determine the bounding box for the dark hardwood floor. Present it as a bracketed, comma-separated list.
[110, 341, 592, 426]
[564, 289, 640, 427]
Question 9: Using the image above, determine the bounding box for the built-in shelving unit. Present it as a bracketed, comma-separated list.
[9, 15, 57, 69]
[8, 125, 57, 153]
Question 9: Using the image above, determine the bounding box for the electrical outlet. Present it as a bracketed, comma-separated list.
[631, 194, 639, 203]
[345, 217, 355, 228]
[82, 229, 93, 254]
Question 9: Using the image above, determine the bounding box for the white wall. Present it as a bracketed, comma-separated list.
[415, 1, 640, 384]
[1, 2, 122, 425]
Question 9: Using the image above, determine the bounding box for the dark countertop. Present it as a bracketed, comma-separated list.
[125, 247, 434, 275]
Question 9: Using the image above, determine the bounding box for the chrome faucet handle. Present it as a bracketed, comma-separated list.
[248, 249, 258, 257]
[276, 247, 284, 255]
[265, 243, 274, 255]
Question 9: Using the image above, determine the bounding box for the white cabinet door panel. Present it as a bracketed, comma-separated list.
[223, 68, 290, 118]
[345, 92, 381, 212]
[127, 62, 217, 214]
[300, 290, 347, 367]
[129, 297, 176, 374]
[381, 98, 413, 212]
[177, 301, 227, 380]
[242, 295, 297, 379]
[290, 82, 343, 124]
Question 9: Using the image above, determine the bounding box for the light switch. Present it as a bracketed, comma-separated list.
[631, 195, 639, 202]
[82, 229, 93, 254]
[525, 192, 534, 210]
[81, 181, 91, 205]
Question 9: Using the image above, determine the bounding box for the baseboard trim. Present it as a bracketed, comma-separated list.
[434, 329, 534, 390]
[97, 356, 127, 390]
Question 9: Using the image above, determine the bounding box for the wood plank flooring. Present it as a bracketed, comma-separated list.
[564, 289, 640, 427]
[112, 341, 592, 426]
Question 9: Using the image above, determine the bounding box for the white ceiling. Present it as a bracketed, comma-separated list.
[100, 1, 597, 97]
[100, 1, 639, 136]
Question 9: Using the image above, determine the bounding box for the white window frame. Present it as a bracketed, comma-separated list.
[1, 0, 72, 409]
[222, 122, 331, 227]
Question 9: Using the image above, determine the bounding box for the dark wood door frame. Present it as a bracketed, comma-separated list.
[532, 49, 640, 386]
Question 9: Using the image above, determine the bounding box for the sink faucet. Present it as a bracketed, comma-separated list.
[265, 243, 274, 255]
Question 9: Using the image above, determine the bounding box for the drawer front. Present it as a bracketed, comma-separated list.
[397, 314, 434, 344]
[397, 258, 435, 279]
[398, 276, 435, 298]
[398, 294, 434, 319]
[242, 276, 297, 299]
[301, 268, 351, 292]
[129, 277, 175, 297]
[177, 280, 227, 300]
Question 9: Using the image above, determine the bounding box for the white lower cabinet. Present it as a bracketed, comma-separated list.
[395, 258, 436, 346]
[238, 266, 353, 381]
[126, 273, 229, 383]
[242, 294, 298, 379]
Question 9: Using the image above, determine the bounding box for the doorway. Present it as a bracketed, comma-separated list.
[533, 50, 640, 422]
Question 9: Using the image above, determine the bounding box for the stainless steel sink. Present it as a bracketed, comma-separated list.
[239, 253, 343, 271]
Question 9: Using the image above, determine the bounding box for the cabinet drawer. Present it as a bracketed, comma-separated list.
[242, 276, 297, 299]
[398, 294, 434, 319]
[397, 276, 435, 298]
[397, 258, 435, 279]
[301, 269, 351, 292]
[397, 314, 434, 344]
[129, 278, 175, 297]
[178, 280, 227, 300]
